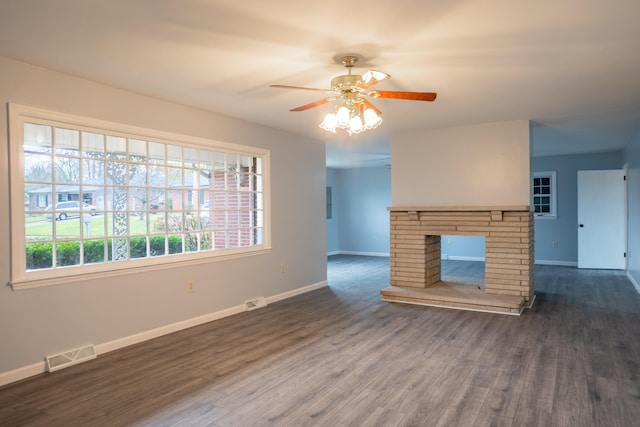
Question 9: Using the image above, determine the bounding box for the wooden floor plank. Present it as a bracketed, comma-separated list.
[1, 256, 639, 426]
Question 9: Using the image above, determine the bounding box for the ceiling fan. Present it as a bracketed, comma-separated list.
[270, 55, 437, 135]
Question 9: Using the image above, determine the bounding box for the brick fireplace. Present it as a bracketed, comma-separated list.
[381, 206, 535, 315]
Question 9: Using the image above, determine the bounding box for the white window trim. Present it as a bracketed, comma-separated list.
[532, 171, 557, 219]
[9, 103, 271, 290]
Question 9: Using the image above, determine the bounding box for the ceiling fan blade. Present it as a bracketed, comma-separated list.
[361, 99, 382, 116]
[369, 90, 437, 101]
[359, 70, 391, 89]
[290, 98, 333, 112]
[270, 84, 331, 92]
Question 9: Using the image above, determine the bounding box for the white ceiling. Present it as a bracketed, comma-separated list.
[1, 0, 639, 167]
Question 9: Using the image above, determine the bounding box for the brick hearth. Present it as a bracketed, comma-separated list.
[381, 206, 535, 315]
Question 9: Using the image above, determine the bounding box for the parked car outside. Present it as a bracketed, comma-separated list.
[45, 201, 98, 220]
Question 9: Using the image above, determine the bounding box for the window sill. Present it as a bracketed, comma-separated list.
[10, 247, 271, 291]
[534, 214, 557, 220]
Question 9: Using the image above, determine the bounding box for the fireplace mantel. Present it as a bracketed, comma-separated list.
[381, 206, 535, 315]
[388, 205, 531, 212]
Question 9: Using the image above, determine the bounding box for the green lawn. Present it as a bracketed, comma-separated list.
[25, 213, 166, 240]
[25, 215, 47, 224]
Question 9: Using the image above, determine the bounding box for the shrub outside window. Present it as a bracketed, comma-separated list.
[9, 104, 270, 289]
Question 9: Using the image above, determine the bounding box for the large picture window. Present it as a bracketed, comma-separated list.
[9, 104, 270, 289]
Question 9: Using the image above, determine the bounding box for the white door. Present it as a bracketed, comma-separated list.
[577, 169, 626, 269]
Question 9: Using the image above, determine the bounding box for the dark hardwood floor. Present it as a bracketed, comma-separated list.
[1, 255, 640, 426]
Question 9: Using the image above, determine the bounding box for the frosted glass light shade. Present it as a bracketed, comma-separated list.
[336, 106, 350, 127]
[319, 113, 337, 132]
[363, 108, 382, 129]
[349, 115, 363, 135]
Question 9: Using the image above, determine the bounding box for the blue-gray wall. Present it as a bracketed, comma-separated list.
[532, 151, 624, 265]
[326, 166, 485, 259]
[626, 133, 640, 289]
[442, 236, 486, 260]
[328, 145, 639, 290]
[326, 166, 391, 256]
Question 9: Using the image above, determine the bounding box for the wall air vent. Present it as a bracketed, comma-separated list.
[245, 297, 267, 311]
[45, 344, 96, 372]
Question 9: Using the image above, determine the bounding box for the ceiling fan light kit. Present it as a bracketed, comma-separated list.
[270, 55, 437, 136]
[319, 97, 382, 136]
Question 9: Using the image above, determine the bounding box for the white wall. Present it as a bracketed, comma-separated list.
[392, 120, 531, 207]
[0, 56, 327, 382]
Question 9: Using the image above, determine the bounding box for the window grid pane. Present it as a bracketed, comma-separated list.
[23, 120, 266, 273]
[533, 173, 555, 216]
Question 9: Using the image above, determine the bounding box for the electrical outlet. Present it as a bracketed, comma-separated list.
[187, 281, 194, 293]
[280, 264, 285, 274]
[552, 241, 559, 248]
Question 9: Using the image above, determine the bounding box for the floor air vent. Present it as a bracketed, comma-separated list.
[245, 297, 267, 311]
[45, 344, 96, 372]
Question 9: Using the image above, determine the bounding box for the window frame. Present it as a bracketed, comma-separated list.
[9, 104, 271, 290]
[532, 171, 557, 219]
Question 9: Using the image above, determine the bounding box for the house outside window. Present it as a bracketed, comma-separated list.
[9, 104, 270, 289]
[36, 194, 48, 208]
[532, 171, 556, 218]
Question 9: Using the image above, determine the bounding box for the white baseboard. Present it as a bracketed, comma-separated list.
[0, 280, 328, 388]
[334, 251, 390, 257]
[447, 257, 577, 266]
[628, 271, 640, 295]
[535, 260, 578, 267]
[447, 256, 485, 262]
[329, 251, 579, 269]
[94, 305, 246, 355]
[266, 281, 328, 304]
[0, 362, 47, 388]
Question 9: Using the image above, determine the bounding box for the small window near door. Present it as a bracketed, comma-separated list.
[532, 171, 557, 218]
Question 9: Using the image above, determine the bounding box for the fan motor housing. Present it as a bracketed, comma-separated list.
[331, 74, 362, 92]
